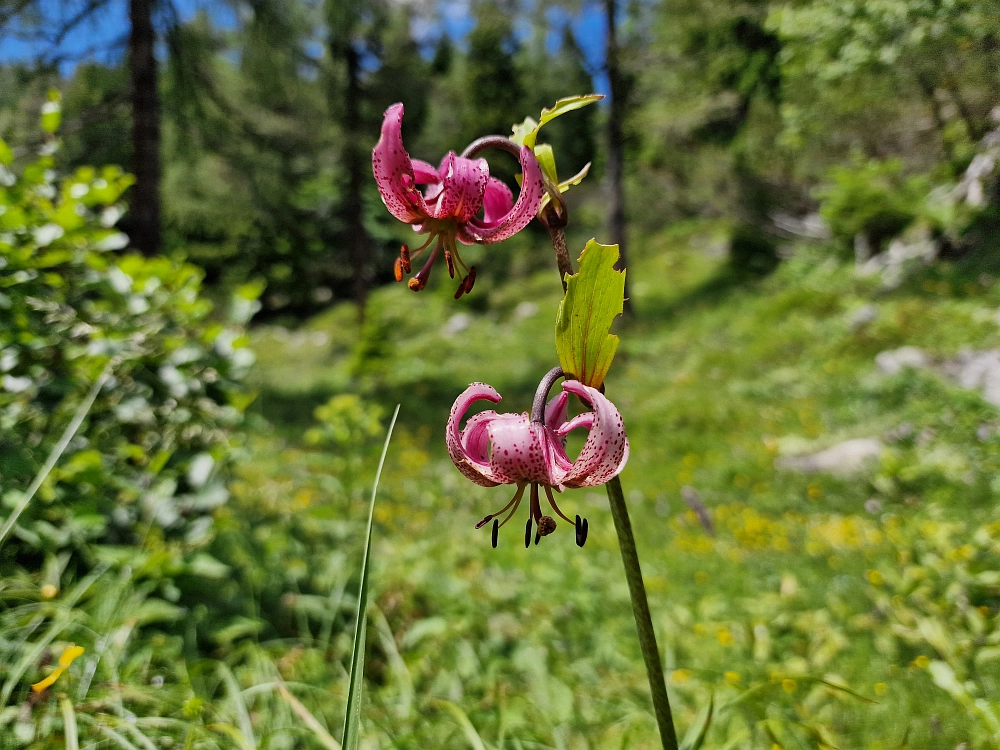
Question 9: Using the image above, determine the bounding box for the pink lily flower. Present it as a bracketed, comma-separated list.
[446, 371, 629, 547]
[373, 103, 545, 297]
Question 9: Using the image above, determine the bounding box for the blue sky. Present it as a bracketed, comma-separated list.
[0, 0, 610, 94]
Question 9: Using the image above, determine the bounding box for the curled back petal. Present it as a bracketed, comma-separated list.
[458, 145, 545, 245]
[559, 380, 630, 488]
[433, 152, 489, 223]
[412, 159, 440, 185]
[372, 103, 431, 224]
[447, 383, 504, 487]
[481, 178, 514, 225]
[554, 412, 595, 436]
[544, 391, 569, 430]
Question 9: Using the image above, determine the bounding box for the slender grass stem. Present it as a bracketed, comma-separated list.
[0, 362, 113, 548]
[606, 475, 678, 750]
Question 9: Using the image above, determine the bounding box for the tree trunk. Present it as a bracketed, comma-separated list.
[604, 0, 633, 314]
[128, 0, 161, 256]
[344, 45, 370, 309]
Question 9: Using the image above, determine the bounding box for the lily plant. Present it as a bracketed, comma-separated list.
[372, 96, 683, 750]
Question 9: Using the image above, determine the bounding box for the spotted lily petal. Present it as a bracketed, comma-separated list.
[544, 390, 569, 430]
[559, 380, 629, 488]
[481, 178, 514, 224]
[432, 152, 490, 223]
[487, 416, 558, 486]
[447, 383, 504, 487]
[457, 145, 545, 244]
[372, 103, 431, 224]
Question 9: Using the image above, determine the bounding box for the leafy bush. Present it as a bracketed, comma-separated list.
[0, 97, 255, 588]
[817, 158, 929, 257]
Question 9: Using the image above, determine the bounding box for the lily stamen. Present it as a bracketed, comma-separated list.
[408, 241, 441, 291]
[476, 482, 527, 530]
[543, 485, 575, 525]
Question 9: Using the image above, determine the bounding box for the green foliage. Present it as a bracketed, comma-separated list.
[555, 240, 625, 388]
[728, 222, 779, 276]
[461, 2, 523, 147]
[0, 115, 252, 584]
[817, 158, 929, 254]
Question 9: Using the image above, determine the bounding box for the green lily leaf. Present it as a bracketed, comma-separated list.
[555, 240, 625, 389]
[511, 116, 539, 148]
[511, 94, 604, 151]
[533, 143, 559, 185]
[539, 162, 592, 212]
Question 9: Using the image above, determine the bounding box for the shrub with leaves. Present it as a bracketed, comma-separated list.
[0, 97, 255, 588]
[817, 158, 929, 257]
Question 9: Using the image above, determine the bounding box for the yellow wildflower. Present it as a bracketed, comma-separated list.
[32, 645, 84, 693]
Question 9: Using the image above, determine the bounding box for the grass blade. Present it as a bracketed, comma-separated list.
[342, 404, 400, 750]
[433, 699, 489, 750]
[217, 662, 256, 750]
[0, 362, 112, 547]
[61, 698, 78, 750]
[679, 693, 713, 750]
[276, 681, 342, 750]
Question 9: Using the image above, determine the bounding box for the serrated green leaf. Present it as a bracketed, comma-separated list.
[540, 163, 592, 212]
[555, 240, 625, 388]
[510, 116, 539, 147]
[511, 94, 603, 150]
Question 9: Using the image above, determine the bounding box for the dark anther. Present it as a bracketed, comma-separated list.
[476, 515, 492, 529]
[454, 280, 466, 299]
[400, 245, 411, 273]
[444, 250, 455, 278]
[524, 517, 532, 548]
[537, 516, 557, 536]
[534, 529, 541, 545]
[492, 519, 499, 548]
[393, 257, 404, 282]
[576, 515, 589, 547]
[466, 267, 476, 292]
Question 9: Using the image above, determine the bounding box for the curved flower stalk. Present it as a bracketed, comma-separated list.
[447, 368, 628, 547]
[372, 103, 545, 297]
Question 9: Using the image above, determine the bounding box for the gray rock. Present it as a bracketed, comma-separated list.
[875, 346, 930, 375]
[776, 437, 884, 476]
[941, 349, 1000, 406]
[849, 304, 879, 330]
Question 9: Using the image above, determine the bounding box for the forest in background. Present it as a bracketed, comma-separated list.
[2, 0, 997, 315]
[3, 0, 1000, 748]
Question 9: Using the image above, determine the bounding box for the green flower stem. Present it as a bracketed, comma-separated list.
[606, 475, 679, 750]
